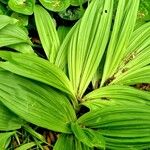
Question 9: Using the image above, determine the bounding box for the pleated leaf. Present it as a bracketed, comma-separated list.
[54, 134, 93, 150]
[0, 70, 76, 133]
[55, 21, 80, 70]
[101, 0, 140, 86]
[34, 5, 60, 63]
[0, 102, 23, 131]
[109, 22, 150, 85]
[0, 131, 16, 150]
[0, 51, 75, 98]
[0, 15, 18, 30]
[68, 0, 114, 98]
[71, 122, 105, 149]
[0, 24, 32, 47]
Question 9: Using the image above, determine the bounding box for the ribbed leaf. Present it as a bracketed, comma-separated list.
[55, 21, 80, 70]
[0, 70, 76, 133]
[34, 5, 60, 63]
[109, 22, 150, 85]
[8, 43, 35, 54]
[54, 134, 93, 150]
[0, 51, 75, 98]
[8, 0, 35, 15]
[0, 102, 23, 131]
[68, 0, 113, 98]
[0, 24, 32, 47]
[0, 15, 18, 30]
[101, 0, 140, 86]
[71, 122, 105, 149]
[0, 131, 16, 150]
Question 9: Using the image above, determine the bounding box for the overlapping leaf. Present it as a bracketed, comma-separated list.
[54, 134, 93, 150]
[0, 131, 16, 150]
[0, 15, 18, 30]
[34, 5, 60, 63]
[68, 0, 114, 98]
[0, 70, 76, 133]
[109, 22, 150, 85]
[0, 24, 32, 47]
[101, 0, 140, 86]
[0, 51, 75, 98]
[0, 102, 23, 131]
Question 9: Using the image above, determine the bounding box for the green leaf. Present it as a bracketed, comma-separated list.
[0, 24, 32, 47]
[0, 131, 16, 150]
[68, 0, 114, 98]
[54, 134, 93, 150]
[15, 142, 38, 150]
[71, 122, 105, 148]
[58, 7, 85, 21]
[39, 0, 70, 12]
[8, 43, 35, 54]
[8, 0, 35, 15]
[0, 51, 75, 98]
[0, 102, 23, 131]
[0, 70, 76, 133]
[108, 22, 150, 85]
[55, 20, 80, 71]
[34, 5, 60, 63]
[57, 26, 70, 44]
[71, 0, 86, 6]
[101, 0, 140, 86]
[138, 0, 150, 21]
[0, 15, 18, 30]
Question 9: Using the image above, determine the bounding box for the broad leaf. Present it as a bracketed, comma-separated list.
[54, 134, 93, 150]
[0, 15, 18, 30]
[0, 70, 76, 133]
[39, 0, 70, 12]
[34, 5, 60, 63]
[0, 51, 75, 99]
[0, 102, 23, 131]
[0, 131, 16, 150]
[101, 0, 140, 86]
[8, 0, 35, 15]
[71, 122, 105, 148]
[0, 24, 32, 47]
[68, 0, 113, 98]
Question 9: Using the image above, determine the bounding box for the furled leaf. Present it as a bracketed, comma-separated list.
[0, 102, 23, 131]
[8, 0, 35, 15]
[58, 7, 85, 20]
[71, 122, 105, 148]
[0, 15, 18, 30]
[54, 134, 93, 150]
[34, 5, 60, 63]
[101, 0, 140, 86]
[68, 0, 114, 98]
[0, 131, 16, 150]
[0, 24, 32, 47]
[0, 70, 76, 133]
[39, 0, 70, 12]
[0, 51, 75, 99]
